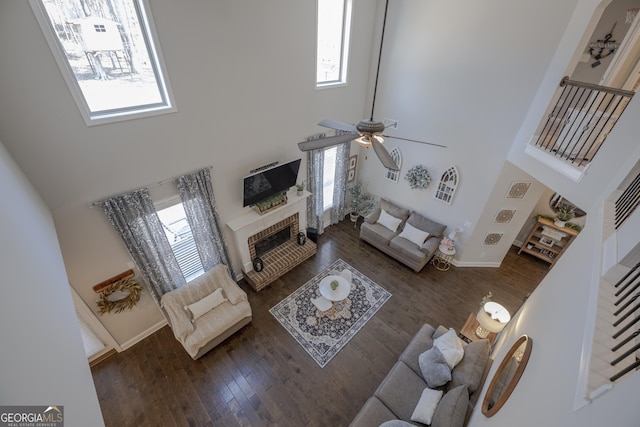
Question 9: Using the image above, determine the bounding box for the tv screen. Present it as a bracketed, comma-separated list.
[243, 159, 301, 207]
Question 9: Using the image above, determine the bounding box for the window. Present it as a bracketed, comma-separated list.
[316, 0, 352, 87]
[322, 146, 338, 210]
[29, 0, 175, 125]
[156, 199, 204, 282]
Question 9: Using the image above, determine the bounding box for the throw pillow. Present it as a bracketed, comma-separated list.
[410, 387, 443, 425]
[377, 209, 403, 232]
[184, 288, 226, 321]
[398, 222, 430, 247]
[433, 328, 465, 369]
[379, 421, 416, 427]
[450, 338, 490, 393]
[431, 385, 469, 427]
[419, 346, 452, 388]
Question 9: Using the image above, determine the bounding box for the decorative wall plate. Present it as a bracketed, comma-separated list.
[494, 209, 516, 224]
[482, 232, 504, 246]
[506, 181, 531, 199]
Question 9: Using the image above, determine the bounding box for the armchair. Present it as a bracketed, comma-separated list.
[160, 264, 252, 359]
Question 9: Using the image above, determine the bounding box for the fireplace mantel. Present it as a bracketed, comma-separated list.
[227, 189, 311, 273]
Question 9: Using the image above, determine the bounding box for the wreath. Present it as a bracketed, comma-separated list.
[96, 277, 143, 315]
[404, 165, 431, 189]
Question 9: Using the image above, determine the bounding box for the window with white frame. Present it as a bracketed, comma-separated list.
[316, 0, 352, 87]
[29, 0, 175, 125]
[156, 198, 204, 283]
[322, 146, 338, 210]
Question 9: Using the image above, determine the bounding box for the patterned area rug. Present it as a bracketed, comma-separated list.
[269, 259, 391, 367]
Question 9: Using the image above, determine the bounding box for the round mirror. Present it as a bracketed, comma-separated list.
[482, 335, 532, 417]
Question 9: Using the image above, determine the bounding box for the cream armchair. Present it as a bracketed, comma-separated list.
[160, 264, 252, 359]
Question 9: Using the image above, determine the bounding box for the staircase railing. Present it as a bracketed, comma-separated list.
[531, 77, 634, 168]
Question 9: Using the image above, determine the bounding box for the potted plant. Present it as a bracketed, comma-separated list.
[347, 180, 374, 222]
[295, 181, 305, 196]
[554, 203, 575, 228]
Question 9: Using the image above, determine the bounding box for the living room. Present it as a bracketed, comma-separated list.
[2, 0, 640, 426]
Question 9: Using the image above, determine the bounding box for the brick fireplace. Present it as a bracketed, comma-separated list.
[226, 190, 317, 291]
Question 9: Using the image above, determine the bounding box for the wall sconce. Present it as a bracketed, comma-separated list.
[476, 301, 510, 338]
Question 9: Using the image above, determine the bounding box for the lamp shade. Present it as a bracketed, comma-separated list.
[476, 302, 511, 333]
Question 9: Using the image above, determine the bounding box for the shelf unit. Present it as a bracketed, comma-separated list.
[518, 217, 579, 268]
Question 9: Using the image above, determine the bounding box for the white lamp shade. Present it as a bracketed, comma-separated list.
[476, 302, 511, 333]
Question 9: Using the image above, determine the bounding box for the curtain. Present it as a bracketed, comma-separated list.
[307, 149, 325, 234]
[100, 189, 185, 305]
[176, 168, 233, 275]
[329, 142, 350, 225]
[306, 143, 350, 234]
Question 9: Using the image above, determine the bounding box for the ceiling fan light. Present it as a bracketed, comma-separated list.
[355, 134, 383, 147]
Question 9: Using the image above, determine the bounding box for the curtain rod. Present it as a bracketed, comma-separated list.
[89, 166, 213, 208]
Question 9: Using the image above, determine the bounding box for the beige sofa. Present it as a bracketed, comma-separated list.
[350, 324, 492, 427]
[360, 199, 447, 272]
[160, 264, 252, 359]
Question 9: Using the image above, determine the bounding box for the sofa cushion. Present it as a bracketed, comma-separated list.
[361, 221, 399, 246]
[375, 362, 427, 421]
[398, 222, 431, 247]
[350, 397, 397, 427]
[410, 387, 443, 425]
[407, 212, 446, 238]
[419, 346, 452, 388]
[433, 328, 465, 369]
[431, 385, 469, 427]
[399, 324, 437, 375]
[378, 209, 404, 232]
[381, 198, 411, 222]
[450, 339, 490, 393]
[389, 236, 429, 265]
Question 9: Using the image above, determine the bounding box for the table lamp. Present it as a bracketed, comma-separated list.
[476, 301, 510, 338]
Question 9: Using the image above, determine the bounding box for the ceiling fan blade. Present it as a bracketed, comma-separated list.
[381, 134, 447, 148]
[370, 137, 399, 171]
[297, 133, 357, 151]
[318, 119, 358, 133]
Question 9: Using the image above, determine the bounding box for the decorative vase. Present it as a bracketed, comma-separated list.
[297, 232, 306, 245]
[554, 219, 566, 228]
[252, 257, 264, 272]
[296, 189, 303, 196]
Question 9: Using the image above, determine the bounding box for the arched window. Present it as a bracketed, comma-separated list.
[435, 166, 459, 204]
[384, 147, 402, 182]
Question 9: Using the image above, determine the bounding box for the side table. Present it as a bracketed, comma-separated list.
[459, 312, 497, 345]
[432, 245, 456, 271]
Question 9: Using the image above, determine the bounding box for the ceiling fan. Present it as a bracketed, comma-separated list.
[297, 0, 445, 171]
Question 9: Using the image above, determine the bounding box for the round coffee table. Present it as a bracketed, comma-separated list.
[319, 275, 350, 301]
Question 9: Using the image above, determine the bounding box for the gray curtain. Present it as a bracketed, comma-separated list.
[306, 143, 350, 235]
[100, 189, 186, 305]
[330, 142, 350, 224]
[176, 168, 233, 275]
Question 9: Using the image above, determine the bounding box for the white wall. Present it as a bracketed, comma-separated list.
[0, 141, 104, 426]
[0, 0, 379, 346]
[358, 0, 580, 262]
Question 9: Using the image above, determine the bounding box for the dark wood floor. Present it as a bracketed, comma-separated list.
[91, 218, 548, 426]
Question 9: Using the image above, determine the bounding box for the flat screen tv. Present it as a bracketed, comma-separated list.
[243, 159, 301, 207]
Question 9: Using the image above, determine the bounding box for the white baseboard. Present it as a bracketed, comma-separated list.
[119, 318, 168, 351]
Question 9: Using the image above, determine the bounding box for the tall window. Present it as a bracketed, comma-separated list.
[156, 198, 204, 282]
[316, 0, 352, 87]
[29, 0, 175, 125]
[322, 146, 338, 210]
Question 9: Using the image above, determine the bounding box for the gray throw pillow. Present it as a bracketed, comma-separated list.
[431, 385, 469, 427]
[419, 346, 452, 388]
[379, 420, 418, 427]
[450, 338, 490, 393]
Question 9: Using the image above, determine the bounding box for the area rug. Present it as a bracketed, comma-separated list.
[269, 259, 391, 367]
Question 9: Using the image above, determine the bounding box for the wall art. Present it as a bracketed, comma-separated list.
[506, 181, 531, 199]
